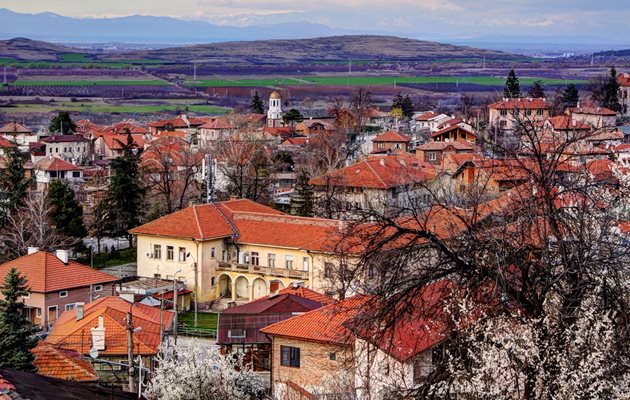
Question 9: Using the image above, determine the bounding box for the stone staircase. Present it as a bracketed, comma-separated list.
[209, 297, 248, 312]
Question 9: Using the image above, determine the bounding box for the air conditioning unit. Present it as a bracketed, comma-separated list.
[146, 252, 153, 258]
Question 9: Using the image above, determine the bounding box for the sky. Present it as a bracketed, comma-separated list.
[0, 1, 629, 41]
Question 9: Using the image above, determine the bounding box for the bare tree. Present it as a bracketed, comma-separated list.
[142, 137, 204, 216]
[350, 88, 373, 134]
[333, 114, 630, 399]
[0, 193, 71, 259]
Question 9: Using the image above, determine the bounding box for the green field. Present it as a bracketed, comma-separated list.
[12, 79, 170, 86]
[186, 75, 586, 87]
[0, 102, 229, 114]
[178, 311, 218, 330]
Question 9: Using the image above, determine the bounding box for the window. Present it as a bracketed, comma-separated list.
[93, 285, 103, 292]
[525, 109, 532, 116]
[65, 303, 75, 311]
[302, 257, 309, 271]
[166, 246, 174, 261]
[36, 308, 42, 317]
[210, 247, 216, 258]
[324, 263, 334, 279]
[394, 143, 401, 149]
[211, 277, 216, 286]
[59, 290, 68, 298]
[500, 109, 508, 116]
[228, 329, 246, 338]
[285, 255, 294, 269]
[368, 266, 375, 279]
[23, 292, 30, 299]
[251, 252, 260, 266]
[329, 352, 337, 361]
[153, 245, 162, 259]
[428, 152, 436, 161]
[268, 254, 276, 268]
[154, 273, 161, 278]
[500, 120, 508, 128]
[179, 248, 186, 262]
[72, 171, 80, 178]
[537, 109, 544, 116]
[280, 346, 300, 368]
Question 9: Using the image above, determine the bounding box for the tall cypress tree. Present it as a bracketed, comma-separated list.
[290, 170, 314, 217]
[48, 111, 77, 134]
[0, 268, 38, 372]
[562, 84, 580, 108]
[503, 69, 521, 98]
[527, 80, 545, 98]
[103, 133, 145, 246]
[46, 180, 87, 241]
[0, 143, 28, 226]
[249, 91, 265, 114]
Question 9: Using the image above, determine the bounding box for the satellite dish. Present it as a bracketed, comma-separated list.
[89, 347, 99, 359]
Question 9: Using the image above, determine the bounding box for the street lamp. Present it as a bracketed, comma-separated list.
[173, 269, 182, 346]
[186, 251, 198, 327]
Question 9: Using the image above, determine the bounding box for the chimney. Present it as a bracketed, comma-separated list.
[76, 302, 85, 321]
[55, 249, 69, 264]
[91, 315, 105, 351]
[27, 247, 39, 255]
[379, 158, 385, 166]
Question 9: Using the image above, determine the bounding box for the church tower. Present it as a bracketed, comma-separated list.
[267, 91, 283, 127]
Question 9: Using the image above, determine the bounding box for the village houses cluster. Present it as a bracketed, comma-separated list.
[1, 70, 630, 399]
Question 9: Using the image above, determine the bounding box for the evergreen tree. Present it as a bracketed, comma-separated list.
[48, 111, 77, 134]
[0, 144, 28, 225]
[604, 67, 622, 112]
[249, 91, 265, 114]
[290, 170, 314, 217]
[103, 134, 146, 246]
[392, 93, 414, 119]
[46, 180, 87, 241]
[0, 268, 38, 372]
[503, 69, 521, 98]
[282, 108, 303, 127]
[562, 83, 580, 108]
[527, 80, 545, 98]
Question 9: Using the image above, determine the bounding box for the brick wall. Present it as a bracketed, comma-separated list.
[270, 336, 353, 397]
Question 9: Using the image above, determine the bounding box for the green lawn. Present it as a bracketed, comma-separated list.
[186, 75, 586, 87]
[0, 102, 229, 114]
[77, 247, 137, 269]
[178, 311, 219, 330]
[12, 79, 170, 86]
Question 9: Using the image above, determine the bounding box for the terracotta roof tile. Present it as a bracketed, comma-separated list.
[0, 122, 31, 134]
[488, 98, 551, 110]
[32, 342, 98, 382]
[47, 296, 174, 357]
[34, 157, 80, 172]
[260, 296, 369, 345]
[414, 111, 437, 121]
[0, 251, 117, 293]
[619, 73, 630, 87]
[372, 131, 410, 143]
[571, 106, 617, 116]
[430, 124, 476, 139]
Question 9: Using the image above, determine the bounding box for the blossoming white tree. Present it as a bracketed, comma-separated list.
[145, 342, 265, 400]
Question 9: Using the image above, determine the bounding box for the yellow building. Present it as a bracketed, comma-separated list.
[130, 200, 344, 307]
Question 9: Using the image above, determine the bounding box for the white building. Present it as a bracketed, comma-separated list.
[267, 91, 283, 128]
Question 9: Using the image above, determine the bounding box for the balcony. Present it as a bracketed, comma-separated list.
[217, 261, 309, 280]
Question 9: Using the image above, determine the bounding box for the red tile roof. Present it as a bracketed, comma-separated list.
[47, 296, 174, 357]
[416, 141, 477, 152]
[572, 106, 617, 116]
[93, 132, 146, 151]
[309, 154, 435, 189]
[260, 296, 369, 345]
[372, 131, 410, 143]
[415, 111, 437, 121]
[34, 157, 80, 172]
[0, 251, 117, 293]
[32, 342, 98, 382]
[546, 115, 592, 131]
[199, 118, 233, 130]
[618, 73, 630, 87]
[489, 98, 551, 110]
[221, 294, 324, 315]
[41, 135, 90, 144]
[430, 124, 476, 139]
[0, 137, 13, 148]
[0, 122, 31, 134]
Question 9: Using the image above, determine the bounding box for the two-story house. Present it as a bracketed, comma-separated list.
[371, 131, 410, 154]
[33, 156, 84, 191]
[40, 135, 92, 165]
[0, 249, 117, 329]
[130, 199, 346, 308]
[618, 72, 630, 117]
[488, 98, 551, 132]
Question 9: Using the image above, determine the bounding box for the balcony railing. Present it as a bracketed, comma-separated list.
[217, 261, 309, 280]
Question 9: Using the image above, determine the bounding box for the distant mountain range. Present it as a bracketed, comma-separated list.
[0, 8, 361, 44]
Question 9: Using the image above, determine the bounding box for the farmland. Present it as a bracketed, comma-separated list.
[0, 101, 228, 115]
[185, 75, 587, 88]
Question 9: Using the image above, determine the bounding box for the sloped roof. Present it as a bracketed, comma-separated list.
[221, 294, 324, 315]
[571, 106, 617, 116]
[0, 137, 13, 148]
[34, 157, 80, 172]
[93, 132, 147, 151]
[619, 73, 630, 87]
[372, 131, 410, 143]
[309, 154, 435, 189]
[0, 122, 31, 134]
[414, 111, 437, 121]
[430, 124, 476, 139]
[40, 135, 90, 143]
[488, 98, 551, 110]
[585, 127, 625, 142]
[47, 296, 174, 357]
[416, 141, 477, 152]
[32, 342, 98, 382]
[0, 251, 116, 293]
[546, 115, 592, 131]
[260, 296, 369, 345]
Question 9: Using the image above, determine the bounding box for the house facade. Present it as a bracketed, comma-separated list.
[0, 249, 117, 330]
[488, 98, 551, 131]
[33, 157, 84, 191]
[40, 134, 92, 165]
[618, 72, 630, 117]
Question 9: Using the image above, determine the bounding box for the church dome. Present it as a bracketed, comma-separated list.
[269, 91, 281, 100]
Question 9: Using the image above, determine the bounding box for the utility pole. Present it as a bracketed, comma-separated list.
[193, 261, 198, 327]
[159, 293, 164, 346]
[127, 312, 137, 393]
[173, 270, 181, 345]
[205, 153, 215, 203]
